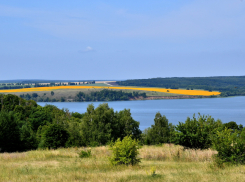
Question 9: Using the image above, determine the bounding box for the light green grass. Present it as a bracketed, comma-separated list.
[0, 145, 244, 182]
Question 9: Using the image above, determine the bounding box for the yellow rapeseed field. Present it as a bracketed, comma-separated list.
[0, 86, 220, 96]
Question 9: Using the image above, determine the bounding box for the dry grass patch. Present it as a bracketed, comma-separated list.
[140, 144, 217, 162]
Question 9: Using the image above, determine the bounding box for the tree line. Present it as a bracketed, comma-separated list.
[0, 85, 31, 90]
[76, 90, 146, 102]
[34, 81, 95, 87]
[0, 94, 141, 152]
[117, 76, 245, 96]
[18, 90, 147, 102]
[1, 94, 245, 165]
[0, 81, 96, 90]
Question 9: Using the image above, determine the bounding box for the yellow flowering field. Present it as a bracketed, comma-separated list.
[0, 86, 220, 96]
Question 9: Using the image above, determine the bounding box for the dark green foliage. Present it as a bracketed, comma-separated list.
[27, 106, 52, 131]
[113, 109, 142, 141]
[3, 99, 139, 150]
[81, 104, 114, 146]
[212, 128, 245, 165]
[39, 124, 69, 149]
[20, 124, 38, 150]
[109, 136, 141, 166]
[66, 121, 84, 147]
[117, 76, 245, 96]
[32, 93, 38, 98]
[71, 112, 84, 119]
[0, 111, 21, 152]
[1, 94, 20, 112]
[223, 121, 243, 133]
[79, 149, 91, 158]
[174, 114, 223, 149]
[143, 112, 174, 145]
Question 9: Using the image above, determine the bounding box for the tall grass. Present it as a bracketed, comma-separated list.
[0, 145, 244, 182]
[140, 144, 217, 162]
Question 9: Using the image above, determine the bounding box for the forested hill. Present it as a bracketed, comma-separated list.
[117, 76, 245, 97]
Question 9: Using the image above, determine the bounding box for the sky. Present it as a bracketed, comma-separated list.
[0, 0, 245, 80]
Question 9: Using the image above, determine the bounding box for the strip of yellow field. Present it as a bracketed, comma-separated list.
[0, 86, 220, 96]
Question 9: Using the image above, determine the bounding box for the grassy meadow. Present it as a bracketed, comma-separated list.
[1, 145, 244, 182]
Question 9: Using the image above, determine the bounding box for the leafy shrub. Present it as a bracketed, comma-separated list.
[174, 114, 223, 149]
[109, 136, 141, 166]
[79, 149, 91, 158]
[212, 128, 245, 165]
[71, 112, 84, 119]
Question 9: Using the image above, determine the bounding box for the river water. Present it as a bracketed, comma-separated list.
[38, 96, 245, 130]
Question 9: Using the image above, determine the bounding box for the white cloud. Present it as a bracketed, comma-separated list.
[81, 46, 95, 53]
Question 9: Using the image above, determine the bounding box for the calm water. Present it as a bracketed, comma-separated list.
[38, 97, 245, 130]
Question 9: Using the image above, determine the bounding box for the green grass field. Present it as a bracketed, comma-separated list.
[0, 145, 244, 182]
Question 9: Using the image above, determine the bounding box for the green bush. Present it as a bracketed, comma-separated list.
[174, 114, 223, 149]
[79, 149, 91, 158]
[212, 128, 245, 165]
[109, 136, 141, 166]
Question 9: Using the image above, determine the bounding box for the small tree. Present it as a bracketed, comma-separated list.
[109, 136, 141, 166]
[51, 91, 54, 96]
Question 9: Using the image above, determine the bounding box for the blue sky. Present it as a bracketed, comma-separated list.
[1, 0, 244, 80]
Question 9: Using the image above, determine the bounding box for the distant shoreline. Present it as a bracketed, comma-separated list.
[35, 95, 221, 103]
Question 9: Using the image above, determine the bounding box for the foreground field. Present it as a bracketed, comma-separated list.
[0, 145, 244, 182]
[0, 85, 220, 96]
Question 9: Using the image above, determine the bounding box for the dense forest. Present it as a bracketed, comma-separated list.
[117, 76, 245, 97]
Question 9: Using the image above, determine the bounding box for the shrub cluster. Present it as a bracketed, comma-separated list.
[142, 113, 244, 165]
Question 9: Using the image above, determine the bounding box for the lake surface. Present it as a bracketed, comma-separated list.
[38, 97, 245, 130]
